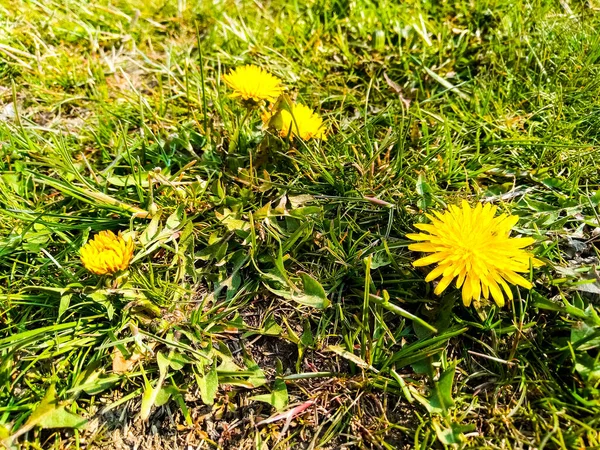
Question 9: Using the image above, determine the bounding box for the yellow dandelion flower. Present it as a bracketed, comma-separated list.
[222, 65, 283, 104]
[263, 103, 327, 141]
[407, 201, 543, 307]
[80, 230, 134, 275]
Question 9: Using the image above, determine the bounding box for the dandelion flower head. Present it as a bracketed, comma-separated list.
[222, 65, 283, 104]
[80, 230, 134, 275]
[407, 201, 542, 307]
[263, 103, 327, 141]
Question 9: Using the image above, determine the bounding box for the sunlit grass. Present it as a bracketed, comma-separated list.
[1, 0, 600, 448]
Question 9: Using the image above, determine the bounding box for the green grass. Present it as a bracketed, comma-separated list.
[1, 0, 600, 448]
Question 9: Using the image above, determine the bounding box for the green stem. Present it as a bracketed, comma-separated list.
[369, 293, 438, 334]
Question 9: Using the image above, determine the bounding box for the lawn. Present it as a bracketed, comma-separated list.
[1, 0, 600, 448]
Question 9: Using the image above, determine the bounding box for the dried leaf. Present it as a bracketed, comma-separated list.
[112, 348, 141, 374]
[383, 72, 411, 108]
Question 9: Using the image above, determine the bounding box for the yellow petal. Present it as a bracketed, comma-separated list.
[408, 243, 439, 252]
[414, 253, 448, 267]
[502, 270, 533, 289]
[434, 274, 455, 296]
[461, 275, 474, 306]
[406, 233, 433, 242]
[488, 279, 505, 307]
[425, 264, 450, 282]
[509, 237, 535, 248]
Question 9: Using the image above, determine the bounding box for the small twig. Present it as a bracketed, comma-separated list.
[467, 350, 516, 366]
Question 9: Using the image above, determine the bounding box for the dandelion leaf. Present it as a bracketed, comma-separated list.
[6, 384, 86, 445]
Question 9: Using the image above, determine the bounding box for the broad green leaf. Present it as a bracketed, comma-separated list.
[267, 273, 330, 309]
[215, 209, 250, 233]
[139, 368, 156, 421]
[296, 321, 315, 372]
[213, 179, 225, 200]
[429, 363, 457, 415]
[88, 291, 114, 320]
[257, 315, 283, 337]
[215, 343, 243, 372]
[166, 206, 184, 229]
[571, 321, 600, 351]
[283, 317, 301, 344]
[591, 190, 600, 206]
[531, 291, 564, 312]
[416, 173, 431, 196]
[370, 250, 391, 269]
[155, 385, 181, 407]
[71, 360, 119, 396]
[288, 194, 315, 208]
[254, 202, 271, 220]
[300, 274, 329, 306]
[249, 379, 289, 411]
[139, 213, 162, 246]
[300, 321, 314, 347]
[80, 375, 120, 395]
[197, 363, 219, 405]
[58, 294, 71, 321]
[410, 358, 433, 375]
[288, 206, 322, 218]
[22, 227, 51, 252]
[6, 384, 86, 445]
[167, 351, 193, 371]
[575, 354, 600, 382]
[139, 352, 170, 421]
[243, 352, 268, 388]
[433, 419, 475, 445]
[197, 240, 229, 262]
[156, 351, 170, 374]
